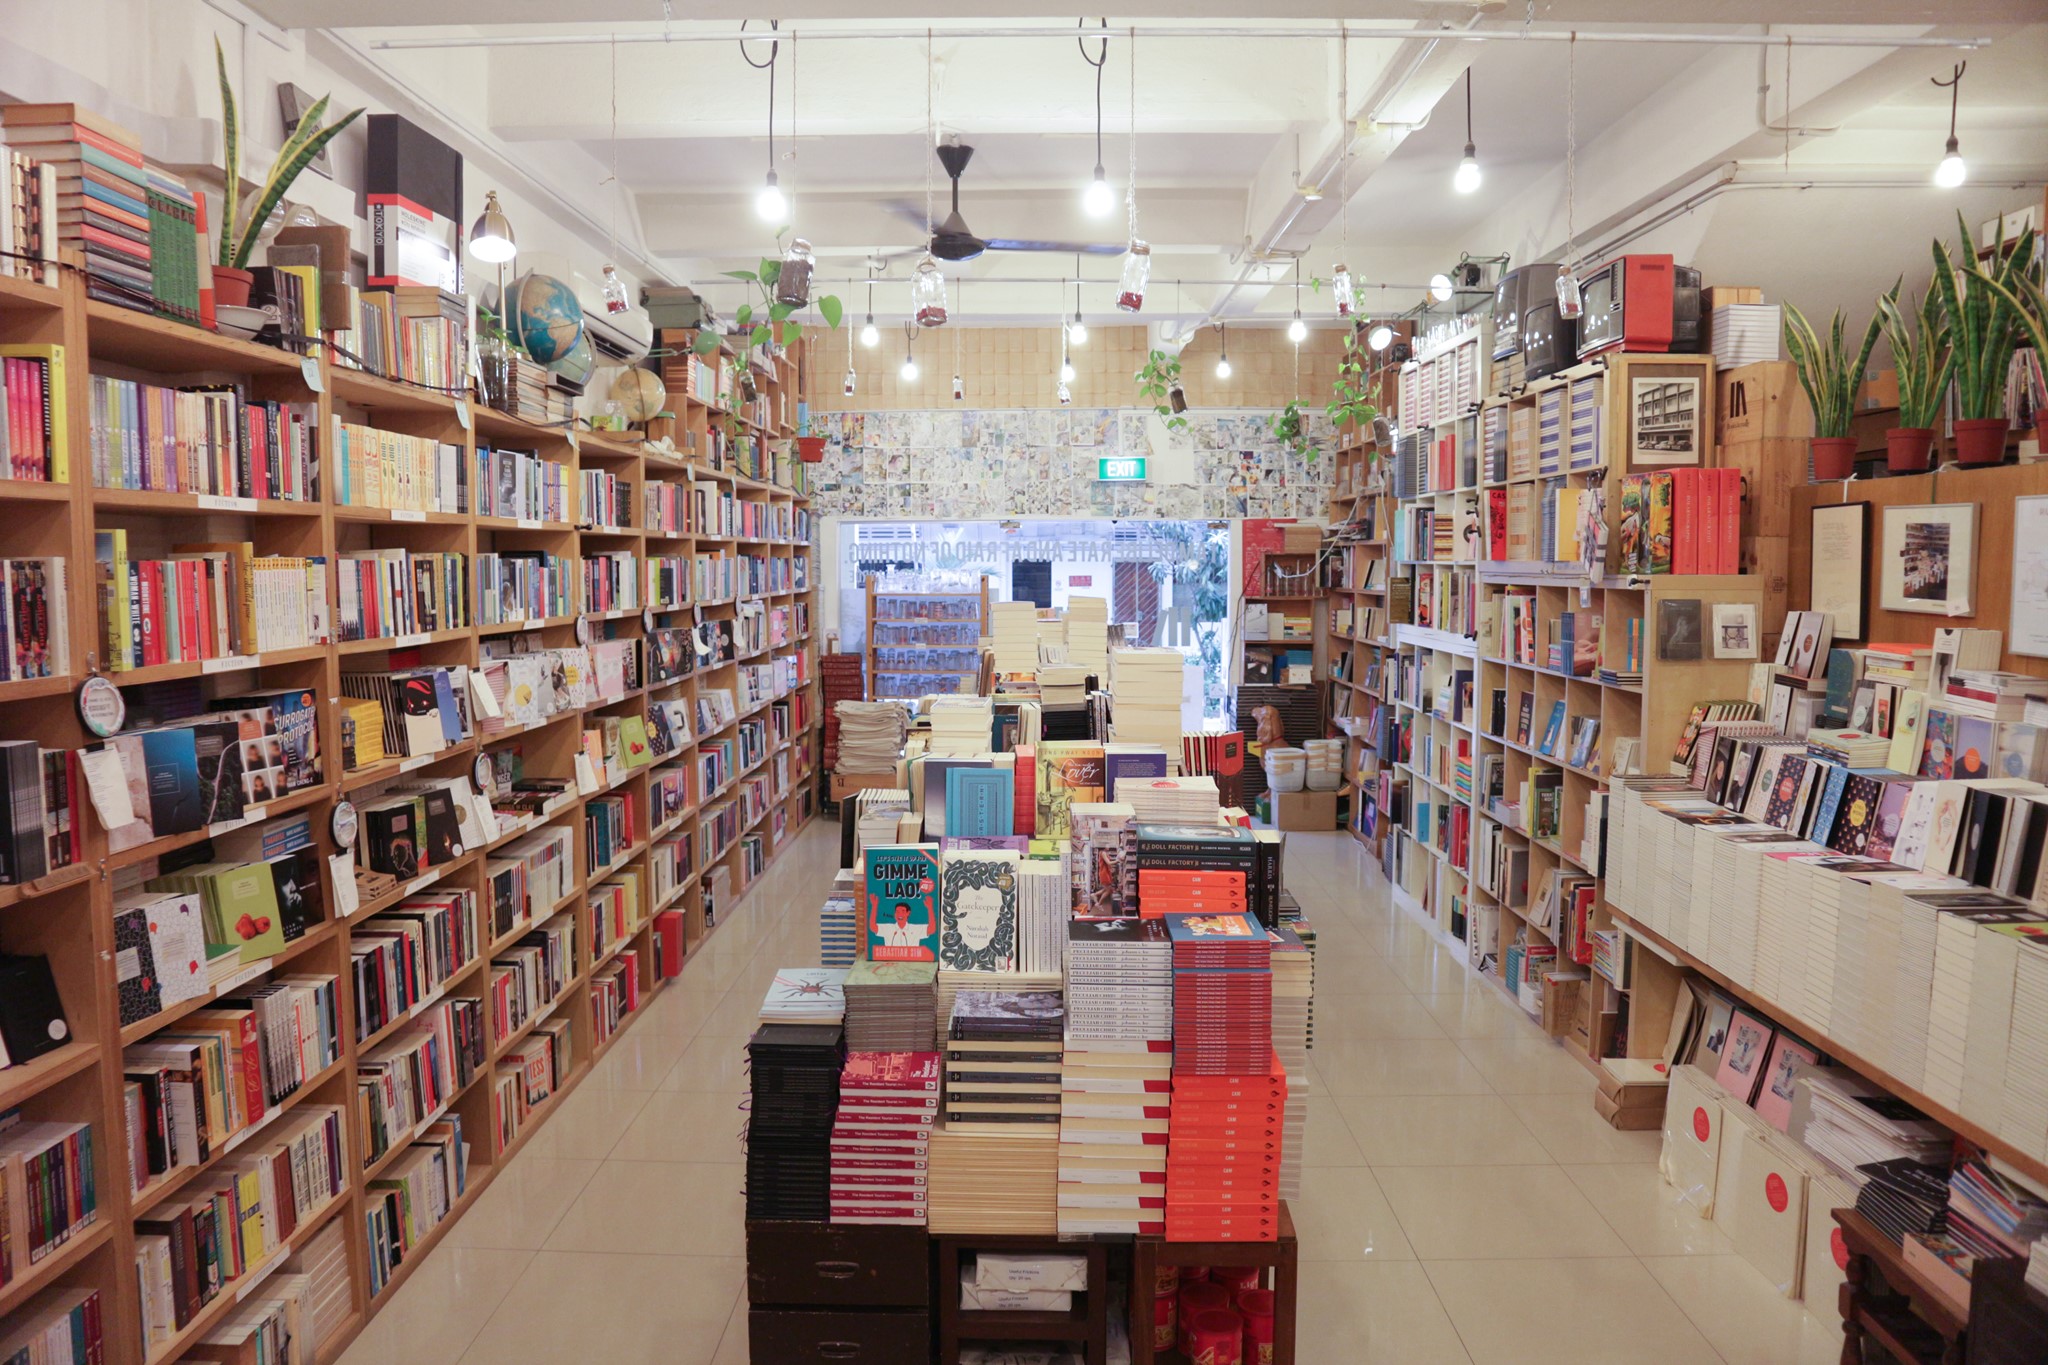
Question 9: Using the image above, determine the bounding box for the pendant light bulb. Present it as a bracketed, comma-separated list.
[1935, 136, 1967, 188]
[1060, 357, 1077, 384]
[1069, 315, 1088, 346]
[1083, 166, 1115, 218]
[1287, 313, 1308, 345]
[1215, 354, 1232, 380]
[1368, 323, 1394, 352]
[900, 354, 920, 382]
[1454, 144, 1482, 194]
[1429, 273, 1454, 303]
[755, 170, 787, 223]
[859, 317, 880, 348]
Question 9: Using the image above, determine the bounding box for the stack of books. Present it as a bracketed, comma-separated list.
[1119, 775, 1221, 826]
[819, 892, 858, 968]
[1711, 303, 1782, 369]
[758, 967, 848, 1026]
[926, 1117, 1059, 1236]
[0, 105, 160, 313]
[943, 990, 1064, 1131]
[1167, 1049, 1287, 1242]
[1805, 728, 1893, 769]
[744, 1023, 844, 1221]
[1134, 823, 1257, 919]
[1057, 1036, 1170, 1237]
[1066, 919, 1173, 1043]
[926, 697, 994, 757]
[1168, 912, 1273, 1076]
[1853, 1158, 1952, 1244]
[1037, 664, 1090, 705]
[1109, 648, 1187, 758]
[1065, 595, 1109, 680]
[1270, 923, 1313, 1203]
[829, 1051, 938, 1226]
[991, 600, 1039, 675]
[842, 960, 938, 1054]
[833, 703, 908, 774]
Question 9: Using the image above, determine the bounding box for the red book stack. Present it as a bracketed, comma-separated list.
[829, 1051, 938, 1226]
[1164, 911, 1284, 1241]
[1136, 868, 1247, 918]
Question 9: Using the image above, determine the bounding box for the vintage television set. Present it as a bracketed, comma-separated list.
[1491, 264, 1563, 361]
[1519, 294, 1580, 384]
[1574, 253, 1704, 359]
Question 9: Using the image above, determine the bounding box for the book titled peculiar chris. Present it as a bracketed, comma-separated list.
[864, 843, 940, 962]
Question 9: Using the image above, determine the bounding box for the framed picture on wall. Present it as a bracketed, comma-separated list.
[1629, 377, 1703, 466]
[1880, 503, 1978, 616]
[1808, 502, 1870, 640]
[2011, 496, 2048, 657]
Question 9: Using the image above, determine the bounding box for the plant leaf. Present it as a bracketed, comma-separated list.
[735, 305, 754, 327]
[783, 319, 803, 340]
[818, 294, 844, 329]
[750, 324, 772, 348]
[759, 258, 782, 286]
[722, 269, 759, 282]
[215, 38, 239, 268]
[233, 106, 363, 268]
[693, 331, 724, 356]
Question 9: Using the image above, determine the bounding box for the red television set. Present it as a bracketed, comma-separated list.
[1575, 253, 1701, 359]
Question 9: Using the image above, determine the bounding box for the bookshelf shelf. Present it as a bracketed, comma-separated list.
[0, 257, 822, 1365]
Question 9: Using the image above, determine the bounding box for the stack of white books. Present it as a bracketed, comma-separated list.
[1065, 596, 1109, 680]
[835, 700, 909, 773]
[1108, 648, 1187, 760]
[1118, 774, 1221, 827]
[1036, 664, 1091, 706]
[1796, 1068, 1952, 1182]
[759, 967, 849, 1025]
[1712, 303, 1781, 369]
[1271, 923, 1312, 1203]
[926, 697, 994, 757]
[991, 601, 1040, 676]
[854, 789, 914, 863]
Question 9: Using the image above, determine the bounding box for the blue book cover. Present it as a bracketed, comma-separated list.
[432, 670, 465, 744]
[864, 843, 940, 962]
[141, 726, 205, 835]
[919, 757, 989, 838]
[1103, 748, 1169, 801]
[1808, 763, 1851, 844]
[947, 768, 1014, 839]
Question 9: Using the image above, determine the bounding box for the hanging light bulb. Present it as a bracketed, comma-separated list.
[1214, 324, 1232, 380]
[1932, 63, 1969, 188]
[755, 170, 787, 223]
[1060, 356, 1077, 384]
[1288, 315, 1308, 344]
[859, 317, 880, 348]
[468, 190, 518, 263]
[900, 353, 920, 382]
[1083, 167, 1115, 218]
[1453, 69, 1481, 194]
[1429, 273, 1454, 303]
[1368, 323, 1394, 352]
[1069, 315, 1088, 345]
[599, 264, 630, 315]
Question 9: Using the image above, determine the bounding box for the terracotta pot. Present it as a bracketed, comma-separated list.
[1809, 436, 1857, 481]
[211, 265, 255, 309]
[1885, 427, 1935, 474]
[1953, 416, 2012, 466]
[797, 435, 826, 464]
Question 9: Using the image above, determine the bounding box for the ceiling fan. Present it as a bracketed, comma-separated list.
[897, 143, 1127, 262]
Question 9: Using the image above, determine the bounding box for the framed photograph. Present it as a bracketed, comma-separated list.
[1629, 377, 1703, 466]
[2011, 496, 2048, 657]
[1711, 602, 1758, 659]
[1880, 503, 1978, 615]
[1808, 502, 1870, 640]
[1656, 598, 1703, 661]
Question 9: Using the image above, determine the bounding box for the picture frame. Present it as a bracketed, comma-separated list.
[1880, 503, 1978, 616]
[2011, 496, 2048, 657]
[1808, 502, 1870, 640]
[1710, 602, 1758, 659]
[1655, 597, 1703, 662]
[1629, 376, 1703, 466]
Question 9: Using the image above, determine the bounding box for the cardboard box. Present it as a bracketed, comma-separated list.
[1704, 285, 1765, 310]
[1594, 1091, 1665, 1129]
[1661, 1064, 1726, 1217]
[830, 771, 899, 802]
[1270, 788, 1338, 831]
[1857, 367, 1900, 411]
[1281, 523, 1323, 554]
[1541, 973, 1587, 1039]
[1717, 362, 1811, 445]
[1723, 1112, 1810, 1299]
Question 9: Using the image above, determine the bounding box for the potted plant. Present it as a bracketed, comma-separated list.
[1781, 300, 1883, 480]
[1136, 349, 1187, 432]
[1271, 399, 1313, 461]
[691, 239, 843, 358]
[214, 39, 362, 309]
[1875, 282, 1952, 473]
[1967, 250, 2048, 456]
[1931, 211, 2039, 465]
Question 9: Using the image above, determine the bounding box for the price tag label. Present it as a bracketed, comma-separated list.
[197, 494, 259, 512]
[201, 655, 254, 675]
[455, 400, 472, 431]
[301, 355, 325, 393]
[517, 518, 541, 530]
[401, 754, 432, 772]
[392, 509, 426, 523]
[396, 632, 431, 648]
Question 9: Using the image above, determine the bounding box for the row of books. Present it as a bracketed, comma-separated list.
[0, 1115, 95, 1284]
[490, 912, 576, 1048]
[91, 378, 314, 499]
[1614, 468, 1744, 576]
[579, 468, 632, 530]
[491, 1014, 571, 1154]
[94, 693, 321, 851]
[582, 548, 641, 614]
[352, 889, 482, 1042]
[332, 422, 466, 513]
[477, 445, 569, 524]
[336, 548, 469, 642]
[3, 347, 66, 482]
[96, 535, 320, 669]
[478, 550, 575, 626]
[356, 997, 487, 1171]
[364, 1114, 468, 1296]
[334, 286, 470, 395]
[0, 557, 68, 680]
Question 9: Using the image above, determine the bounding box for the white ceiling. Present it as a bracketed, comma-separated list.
[293, 5, 2048, 330]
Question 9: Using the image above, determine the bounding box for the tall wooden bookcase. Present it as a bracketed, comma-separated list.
[864, 575, 991, 700]
[0, 265, 821, 1365]
[1326, 403, 1395, 854]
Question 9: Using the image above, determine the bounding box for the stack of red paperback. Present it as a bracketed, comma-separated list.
[1166, 1049, 1288, 1242]
[1165, 911, 1283, 1240]
[828, 1051, 938, 1225]
[1136, 868, 1246, 917]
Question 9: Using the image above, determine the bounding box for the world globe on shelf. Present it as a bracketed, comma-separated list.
[511, 271, 585, 364]
[610, 368, 667, 423]
[552, 332, 596, 387]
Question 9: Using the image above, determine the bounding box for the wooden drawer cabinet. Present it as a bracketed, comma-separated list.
[749, 1308, 932, 1363]
[746, 1220, 930, 1308]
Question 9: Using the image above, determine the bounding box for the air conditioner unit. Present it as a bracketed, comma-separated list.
[515, 252, 653, 365]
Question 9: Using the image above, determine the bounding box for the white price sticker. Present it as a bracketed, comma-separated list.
[196, 494, 258, 512]
[517, 518, 541, 530]
[301, 355, 325, 393]
[396, 632, 431, 648]
[392, 509, 426, 523]
[455, 400, 472, 431]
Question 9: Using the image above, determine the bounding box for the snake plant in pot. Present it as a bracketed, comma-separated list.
[1964, 247, 2048, 458]
[213, 38, 363, 309]
[1875, 282, 1953, 474]
[1781, 300, 1883, 480]
[1931, 211, 2038, 465]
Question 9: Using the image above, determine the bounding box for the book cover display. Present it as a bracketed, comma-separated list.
[865, 844, 940, 962]
[938, 851, 1021, 972]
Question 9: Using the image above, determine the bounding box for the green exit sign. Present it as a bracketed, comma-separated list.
[1097, 456, 1147, 481]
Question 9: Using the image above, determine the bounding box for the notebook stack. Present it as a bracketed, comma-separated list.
[927, 697, 995, 757]
[820, 892, 859, 968]
[1134, 823, 1257, 919]
[843, 959, 939, 1053]
[829, 1051, 939, 1226]
[1853, 1158, 1952, 1245]
[1270, 923, 1313, 1203]
[991, 601, 1040, 676]
[745, 1023, 845, 1221]
[1109, 648, 1187, 758]
[929, 991, 1065, 1233]
[758, 967, 849, 1025]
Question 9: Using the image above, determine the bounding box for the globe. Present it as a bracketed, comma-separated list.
[551, 332, 595, 387]
[610, 368, 667, 423]
[511, 271, 585, 365]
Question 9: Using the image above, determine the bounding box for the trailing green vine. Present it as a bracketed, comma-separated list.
[1135, 348, 1188, 432]
[1323, 331, 1380, 440]
[1271, 398, 1313, 461]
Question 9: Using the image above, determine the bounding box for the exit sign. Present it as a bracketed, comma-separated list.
[1097, 456, 1147, 481]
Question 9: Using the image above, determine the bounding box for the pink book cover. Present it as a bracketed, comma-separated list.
[1752, 1031, 1821, 1132]
[1713, 1008, 1777, 1105]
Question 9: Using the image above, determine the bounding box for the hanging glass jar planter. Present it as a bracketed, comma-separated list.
[953, 373, 965, 402]
[600, 264, 630, 315]
[1330, 263, 1356, 318]
[776, 238, 815, 308]
[1555, 264, 1584, 320]
[1116, 240, 1150, 313]
[1057, 380, 1073, 406]
[912, 254, 948, 327]
[843, 365, 857, 397]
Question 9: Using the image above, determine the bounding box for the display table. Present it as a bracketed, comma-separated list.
[1129, 1202, 1299, 1365]
[1831, 1208, 1966, 1365]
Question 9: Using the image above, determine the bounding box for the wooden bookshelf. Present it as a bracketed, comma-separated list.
[864, 575, 991, 701]
[0, 262, 821, 1365]
[1324, 369, 1399, 855]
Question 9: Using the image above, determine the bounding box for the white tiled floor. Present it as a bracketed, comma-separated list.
[338, 824, 1841, 1365]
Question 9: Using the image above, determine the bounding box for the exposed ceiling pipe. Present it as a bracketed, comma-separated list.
[367, 26, 1989, 53]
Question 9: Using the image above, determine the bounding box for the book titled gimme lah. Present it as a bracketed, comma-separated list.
[864, 843, 940, 963]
